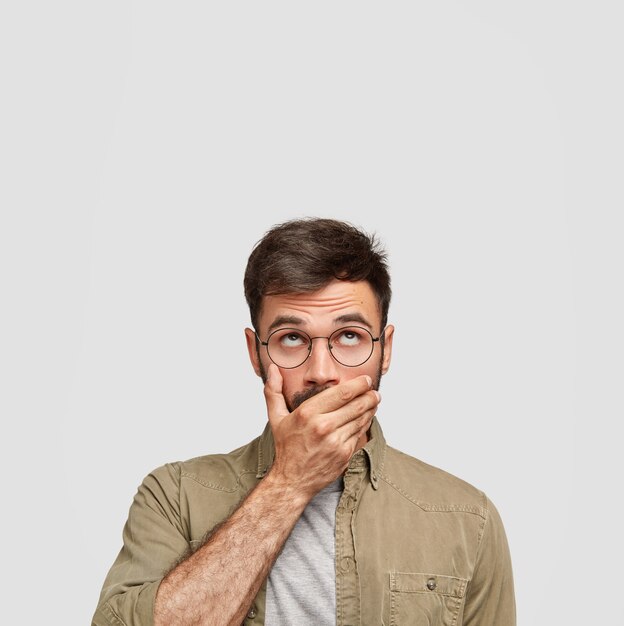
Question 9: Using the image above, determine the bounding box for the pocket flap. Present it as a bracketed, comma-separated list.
[390, 572, 467, 598]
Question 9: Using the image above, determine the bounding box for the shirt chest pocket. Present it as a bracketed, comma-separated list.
[389, 572, 468, 626]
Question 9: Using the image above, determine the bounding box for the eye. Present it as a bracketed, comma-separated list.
[278, 331, 307, 347]
[335, 328, 365, 346]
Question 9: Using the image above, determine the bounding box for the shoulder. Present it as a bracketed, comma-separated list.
[380, 445, 489, 518]
[153, 435, 262, 493]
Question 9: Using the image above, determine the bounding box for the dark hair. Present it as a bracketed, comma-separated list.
[244, 218, 391, 331]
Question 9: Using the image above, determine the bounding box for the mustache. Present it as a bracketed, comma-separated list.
[290, 385, 331, 410]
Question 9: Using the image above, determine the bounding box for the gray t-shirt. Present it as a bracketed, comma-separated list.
[265, 478, 343, 625]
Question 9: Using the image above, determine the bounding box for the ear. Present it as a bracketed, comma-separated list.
[381, 324, 395, 375]
[245, 328, 263, 378]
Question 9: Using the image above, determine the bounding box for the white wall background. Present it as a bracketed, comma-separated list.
[1, 1, 622, 624]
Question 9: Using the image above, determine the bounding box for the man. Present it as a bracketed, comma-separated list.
[93, 218, 515, 625]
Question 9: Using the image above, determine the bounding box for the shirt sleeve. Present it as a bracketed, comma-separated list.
[92, 462, 190, 626]
[462, 495, 516, 626]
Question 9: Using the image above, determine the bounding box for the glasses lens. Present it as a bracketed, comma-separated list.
[267, 328, 311, 368]
[329, 326, 374, 367]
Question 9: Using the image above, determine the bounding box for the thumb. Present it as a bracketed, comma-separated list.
[264, 364, 290, 425]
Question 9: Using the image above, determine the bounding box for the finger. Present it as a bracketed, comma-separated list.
[338, 407, 377, 443]
[303, 374, 374, 415]
[323, 389, 380, 430]
[263, 364, 290, 426]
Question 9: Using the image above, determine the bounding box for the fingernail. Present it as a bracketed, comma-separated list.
[365, 375, 372, 387]
[374, 391, 381, 402]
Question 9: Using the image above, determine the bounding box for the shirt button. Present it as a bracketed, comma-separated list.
[340, 556, 353, 572]
[427, 578, 437, 591]
[247, 605, 257, 619]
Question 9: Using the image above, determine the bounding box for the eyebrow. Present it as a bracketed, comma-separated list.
[267, 313, 374, 334]
[267, 315, 306, 333]
[333, 313, 373, 330]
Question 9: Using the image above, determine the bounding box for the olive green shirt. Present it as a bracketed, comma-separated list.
[93, 418, 515, 625]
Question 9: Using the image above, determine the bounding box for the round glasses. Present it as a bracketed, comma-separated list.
[256, 326, 381, 369]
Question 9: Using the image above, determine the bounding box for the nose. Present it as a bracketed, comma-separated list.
[303, 337, 340, 387]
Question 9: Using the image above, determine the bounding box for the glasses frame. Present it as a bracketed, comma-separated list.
[256, 325, 383, 369]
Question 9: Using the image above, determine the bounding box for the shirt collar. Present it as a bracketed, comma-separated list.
[256, 415, 387, 490]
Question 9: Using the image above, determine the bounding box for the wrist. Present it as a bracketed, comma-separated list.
[262, 467, 314, 510]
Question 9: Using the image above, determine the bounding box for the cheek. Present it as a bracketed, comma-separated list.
[355, 359, 380, 378]
[278, 369, 303, 398]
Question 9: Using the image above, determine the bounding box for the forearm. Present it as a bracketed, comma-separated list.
[153, 470, 310, 626]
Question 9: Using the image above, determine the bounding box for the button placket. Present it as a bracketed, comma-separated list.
[335, 467, 365, 626]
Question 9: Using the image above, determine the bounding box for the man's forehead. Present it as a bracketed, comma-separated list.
[257, 280, 381, 330]
[266, 312, 375, 334]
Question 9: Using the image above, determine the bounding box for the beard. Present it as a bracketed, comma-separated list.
[257, 342, 384, 413]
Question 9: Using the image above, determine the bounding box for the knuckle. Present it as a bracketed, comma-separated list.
[338, 447, 352, 465]
[339, 386, 353, 403]
[358, 412, 373, 430]
[358, 396, 370, 413]
[351, 397, 368, 416]
[297, 405, 311, 421]
[325, 430, 340, 449]
[314, 419, 332, 438]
